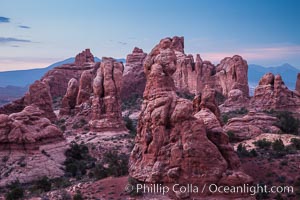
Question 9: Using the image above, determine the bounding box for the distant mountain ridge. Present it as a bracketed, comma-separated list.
[248, 63, 300, 90]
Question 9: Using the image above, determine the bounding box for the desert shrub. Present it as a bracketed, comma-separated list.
[272, 139, 285, 152]
[176, 92, 195, 100]
[103, 151, 129, 177]
[72, 118, 88, 129]
[35, 176, 52, 192]
[237, 144, 257, 157]
[64, 142, 95, 178]
[221, 107, 249, 124]
[275, 111, 299, 135]
[222, 114, 229, 124]
[253, 139, 272, 149]
[89, 163, 108, 180]
[291, 138, 300, 150]
[215, 91, 226, 105]
[5, 180, 24, 200]
[2, 156, 9, 162]
[227, 131, 235, 142]
[124, 116, 137, 137]
[122, 93, 142, 111]
[73, 191, 84, 200]
[127, 176, 143, 196]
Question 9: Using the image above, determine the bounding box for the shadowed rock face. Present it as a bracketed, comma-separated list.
[121, 47, 147, 100]
[251, 73, 300, 111]
[89, 57, 126, 131]
[24, 80, 57, 122]
[129, 37, 252, 186]
[60, 78, 79, 115]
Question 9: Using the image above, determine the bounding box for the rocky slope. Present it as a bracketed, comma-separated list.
[0, 105, 66, 186]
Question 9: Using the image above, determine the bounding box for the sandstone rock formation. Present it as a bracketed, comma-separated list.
[224, 111, 280, 141]
[193, 86, 242, 170]
[216, 55, 249, 97]
[0, 105, 66, 186]
[170, 37, 249, 113]
[121, 47, 147, 100]
[89, 57, 126, 131]
[42, 50, 96, 99]
[75, 48, 95, 66]
[251, 73, 300, 111]
[24, 80, 57, 122]
[129, 37, 251, 186]
[76, 70, 94, 105]
[60, 78, 79, 115]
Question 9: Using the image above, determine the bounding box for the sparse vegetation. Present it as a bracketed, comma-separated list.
[176, 91, 195, 100]
[122, 93, 142, 111]
[221, 107, 249, 124]
[73, 191, 84, 200]
[123, 115, 137, 137]
[272, 139, 285, 152]
[264, 110, 300, 135]
[72, 118, 88, 129]
[227, 131, 235, 142]
[5, 180, 24, 200]
[64, 142, 95, 178]
[56, 118, 66, 132]
[237, 144, 257, 157]
[253, 139, 272, 149]
[290, 138, 300, 150]
[89, 150, 129, 180]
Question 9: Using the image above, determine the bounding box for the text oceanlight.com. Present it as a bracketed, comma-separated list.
[126, 183, 294, 196]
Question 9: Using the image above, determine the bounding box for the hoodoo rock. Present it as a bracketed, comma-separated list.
[170, 37, 249, 108]
[251, 73, 300, 111]
[89, 57, 126, 131]
[42, 49, 96, 98]
[75, 48, 95, 66]
[60, 78, 79, 115]
[24, 80, 57, 122]
[216, 55, 249, 97]
[0, 105, 66, 186]
[129, 37, 251, 187]
[121, 47, 147, 100]
[76, 70, 94, 105]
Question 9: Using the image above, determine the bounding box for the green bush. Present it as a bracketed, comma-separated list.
[237, 144, 257, 157]
[34, 176, 52, 192]
[291, 138, 300, 150]
[64, 142, 95, 178]
[102, 151, 129, 177]
[221, 107, 249, 124]
[272, 139, 285, 152]
[73, 191, 84, 200]
[253, 139, 272, 149]
[5, 180, 24, 200]
[123, 116, 137, 137]
[227, 131, 235, 142]
[72, 118, 88, 129]
[275, 111, 299, 135]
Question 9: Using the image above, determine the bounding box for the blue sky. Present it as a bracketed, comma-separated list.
[0, 0, 300, 71]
